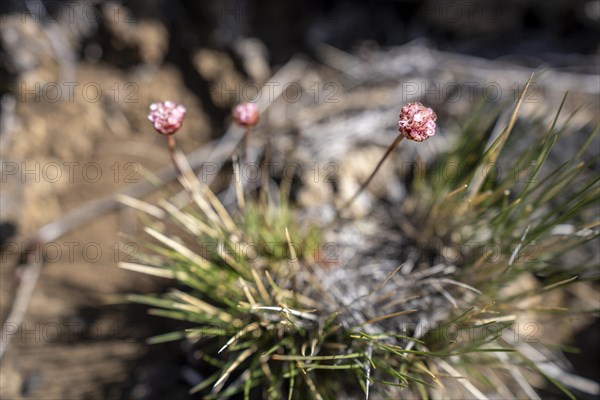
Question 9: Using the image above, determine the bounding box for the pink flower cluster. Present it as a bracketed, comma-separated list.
[232, 102, 260, 127]
[148, 101, 187, 135]
[398, 102, 437, 142]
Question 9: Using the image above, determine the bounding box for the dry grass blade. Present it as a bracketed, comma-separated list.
[218, 323, 261, 354]
[252, 306, 318, 321]
[543, 276, 578, 291]
[212, 347, 256, 393]
[171, 289, 235, 323]
[436, 359, 488, 400]
[362, 310, 418, 326]
[119, 262, 175, 279]
[494, 352, 540, 400]
[233, 156, 246, 210]
[249, 268, 270, 304]
[144, 227, 210, 269]
[115, 194, 166, 218]
[285, 228, 299, 271]
[159, 199, 219, 237]
[506, 225, 531, 269]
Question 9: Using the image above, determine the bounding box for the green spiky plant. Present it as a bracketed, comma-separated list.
[123, 79, 599, 399]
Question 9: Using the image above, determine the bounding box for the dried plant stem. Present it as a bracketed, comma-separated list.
[0, 239, 44, 360]
[338, 134, 404, 216]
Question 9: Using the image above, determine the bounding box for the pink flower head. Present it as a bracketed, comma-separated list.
[148, 101, 186, 135]
[232, 102, 260, 127]
[398, 102, 437, 142]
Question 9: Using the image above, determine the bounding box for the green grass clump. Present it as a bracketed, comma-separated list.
[396, 80, 598, 398]
[122, 77, 599, 399]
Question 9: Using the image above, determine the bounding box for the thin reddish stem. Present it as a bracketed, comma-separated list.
[337, 134, 405, 216]
[166, 134, 183, 177]
[242, 127, 251, 167]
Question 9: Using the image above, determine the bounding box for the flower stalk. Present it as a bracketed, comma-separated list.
[338, 102, 437, 216]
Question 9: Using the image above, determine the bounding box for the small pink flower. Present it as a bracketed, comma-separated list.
[398, 102, 437, 142]
[232, 102, 260, 127]
[148, 101, 186, 135]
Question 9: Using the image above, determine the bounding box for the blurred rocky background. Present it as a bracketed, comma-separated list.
[0, 1, 598, 399]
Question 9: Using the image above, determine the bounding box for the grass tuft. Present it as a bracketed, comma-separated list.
[121, 78, 599, 398]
